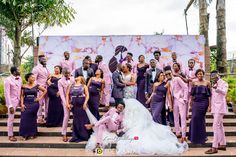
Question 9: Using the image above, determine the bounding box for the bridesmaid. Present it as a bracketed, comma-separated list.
[146, 71, 172, 125]
[87, 69, 105, 120]
[19, 73, 46, 140]
[46, 65, 64, 127]
[66, 76, 90, 142]
[189, 69, 211, 144]
[136, 55, 149, 106]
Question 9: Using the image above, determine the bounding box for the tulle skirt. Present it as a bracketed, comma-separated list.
[85, 98, 188, 155]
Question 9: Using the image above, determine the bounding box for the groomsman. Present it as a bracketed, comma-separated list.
[164, 65, 188, 142]
[59, 51, 76, 74]
[85, 102, 125, 150]
[4, 67, 22, 141]
[184, 59, 196, 119]
[153, 50, 165, 70]
[74, 58, 94, 84]
[85, 55, 98, 73]
[112, 64, 126, 104]
[95, 55, 112, 107]
[122, 52, 137, 74]
[58, 68, 75, 142]
[168, 52, 183, 74]
[205, 70, 228, 154]
[32, 55, 50, 124]
[145, 59, 161, 99]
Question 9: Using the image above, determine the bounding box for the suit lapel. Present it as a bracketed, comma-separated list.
[10, 76, 19, 87]
[79, 67, 83, 76]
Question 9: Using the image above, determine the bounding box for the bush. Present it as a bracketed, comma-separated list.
[223, 78, 236, 103]
[0, 80, 5, 105]
[0, 80, 7, 114]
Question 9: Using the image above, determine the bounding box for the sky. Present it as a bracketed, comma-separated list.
[41, 0, 236, 56]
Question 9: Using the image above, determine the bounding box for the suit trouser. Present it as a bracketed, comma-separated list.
[61, 103, 70, 136]
[212, 113, 226, 148]
[7, 105, 17, 136]
[95, 116, 118, 144]
[173, 98, 187, 137]
[37, 90, 48, 120]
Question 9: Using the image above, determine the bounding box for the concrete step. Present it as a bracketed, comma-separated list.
[1, 111, 236, 119]
[0, 147, 235, 157]
[0, 126, 236, 137]
[0, 136, 236, 148]
[1, 118, 236, 127]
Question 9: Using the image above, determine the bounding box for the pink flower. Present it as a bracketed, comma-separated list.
[133, 136, 139, 140]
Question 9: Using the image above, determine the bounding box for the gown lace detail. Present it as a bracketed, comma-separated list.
[123, 73, 136, 99]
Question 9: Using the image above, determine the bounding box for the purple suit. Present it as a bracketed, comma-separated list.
[59, 59, 76, 74]
[170, 76, 188, 137]
[58, 76, 75, 135]
[211, 78, 228, 148]
[4, 75, 22, 136]
[32, 64, 50, 120]
[95, 108, 124, 144]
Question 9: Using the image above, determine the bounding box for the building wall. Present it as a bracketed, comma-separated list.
[0, 27, 13, 70]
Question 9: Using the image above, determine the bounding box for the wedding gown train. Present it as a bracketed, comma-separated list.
[85, 98, 188, 155]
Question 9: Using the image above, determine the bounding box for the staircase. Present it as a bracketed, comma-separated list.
[0, 107, 236, 156]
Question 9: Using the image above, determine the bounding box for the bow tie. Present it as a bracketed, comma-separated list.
[152, 69, 155, 72]
[15, 77, 19, 80]
[189, 69, 193, 71]
[66, 78, 70, 80]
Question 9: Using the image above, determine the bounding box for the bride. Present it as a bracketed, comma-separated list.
[85, 63, 188, 155]
[122, 63, 136, 99]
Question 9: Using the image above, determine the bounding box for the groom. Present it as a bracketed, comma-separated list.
[85, 102, 125, 150]
[112, 64, 126, 104]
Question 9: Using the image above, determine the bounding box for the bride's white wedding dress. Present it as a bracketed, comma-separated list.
[116, 98, 188, 155]
[85, 73, 188, 155]
[123, 73, 136, 99]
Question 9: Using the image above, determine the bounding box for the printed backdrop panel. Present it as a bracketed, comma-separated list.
[38, 35, 205, 73]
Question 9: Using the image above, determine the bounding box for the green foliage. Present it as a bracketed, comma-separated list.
[210, 47, 217, 71]
[0, 80, 7, 114]
[19, 55, 34, 84]
[22, 56, 34, 74]
[0, 80, 5, 105]
[222, 77, 236, 103]
[0, 0, 76, 66]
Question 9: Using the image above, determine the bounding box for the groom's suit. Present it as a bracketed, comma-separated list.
[112, 70, 126, 104]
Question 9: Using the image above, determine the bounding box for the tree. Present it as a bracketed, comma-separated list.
[210, 46, 217, 71]
[22, 55, 34, 74]
[0, 0, 76, 67]
[216, 0, 227, 73]
[196, 0, 212, 74]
